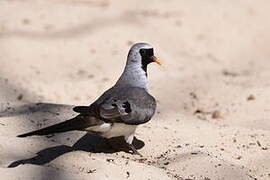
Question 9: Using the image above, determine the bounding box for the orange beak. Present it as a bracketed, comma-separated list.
[150, 56, 162, 65]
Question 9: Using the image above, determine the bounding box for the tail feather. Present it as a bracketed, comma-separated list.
[17, 115, 98, 138]
[73, 106, 92, 114]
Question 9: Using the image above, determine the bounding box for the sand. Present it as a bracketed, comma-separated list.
[0, 0, 270, 179]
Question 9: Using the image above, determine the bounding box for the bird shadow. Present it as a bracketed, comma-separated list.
[8, 135, 144, 168]
[1, 103, 144, 168]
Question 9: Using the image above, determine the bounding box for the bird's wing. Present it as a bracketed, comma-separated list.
[99, 87, 156, 125]
[73, 87, 156, 125]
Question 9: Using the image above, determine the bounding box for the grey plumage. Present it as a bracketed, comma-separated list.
[89, 86, 156, 125]
[18, 42, 160, 155]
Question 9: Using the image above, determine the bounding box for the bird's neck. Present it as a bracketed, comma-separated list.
[115, 64, 148, 90]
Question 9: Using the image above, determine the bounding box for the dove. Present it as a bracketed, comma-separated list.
[18, 42, 161, 155]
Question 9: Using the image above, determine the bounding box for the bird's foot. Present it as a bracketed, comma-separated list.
[126, 143, 142, 156]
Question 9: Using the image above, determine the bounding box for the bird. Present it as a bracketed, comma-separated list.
[17, 42, 161, 155]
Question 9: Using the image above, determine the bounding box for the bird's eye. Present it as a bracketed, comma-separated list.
[140, 49, 146, 55]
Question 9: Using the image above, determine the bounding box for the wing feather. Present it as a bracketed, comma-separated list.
[73, 87, 156, 125]
[99, 87, 156, 125]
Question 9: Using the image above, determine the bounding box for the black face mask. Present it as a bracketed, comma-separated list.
[139, 48, 154, 73]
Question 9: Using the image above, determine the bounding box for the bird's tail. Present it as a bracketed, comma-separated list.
[17, 115, 97, 138]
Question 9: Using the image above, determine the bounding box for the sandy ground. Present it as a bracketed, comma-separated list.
[0, 0, 270, 179]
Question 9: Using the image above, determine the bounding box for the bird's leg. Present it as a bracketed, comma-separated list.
[126, 143, 142, 156]
[125, 134, 142, 156]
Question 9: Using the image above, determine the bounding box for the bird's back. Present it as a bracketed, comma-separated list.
[89, 86, 156, 125]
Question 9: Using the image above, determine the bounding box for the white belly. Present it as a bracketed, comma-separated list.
[85, 122, 137, 139]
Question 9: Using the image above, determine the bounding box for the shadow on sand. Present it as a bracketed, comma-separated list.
[0, 103, 144, 168]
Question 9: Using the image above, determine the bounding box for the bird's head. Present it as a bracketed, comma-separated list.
[127, 43, 161, 71]
[116, 42, 161, 89]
